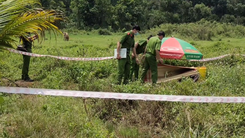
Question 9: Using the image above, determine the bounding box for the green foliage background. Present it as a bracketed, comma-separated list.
[40, 0, 245, 30]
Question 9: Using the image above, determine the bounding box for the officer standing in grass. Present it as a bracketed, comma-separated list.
[20, 32, 38, 82]
[129, 35, 153, 81]
[116, 25, 141, 85]
[140, 31, 165, 84]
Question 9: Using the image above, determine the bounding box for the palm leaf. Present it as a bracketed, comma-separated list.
[0, 0, 40, 31]
[0, 0, 63, 50]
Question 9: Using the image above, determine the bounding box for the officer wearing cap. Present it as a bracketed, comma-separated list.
[20, 32, 38, 82]
[140, 31, 165, 84]
[116, 25, 140, 84]
[129, 35, 153, 81]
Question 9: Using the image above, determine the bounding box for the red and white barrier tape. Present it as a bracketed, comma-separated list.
[7, 48, 47, 57]
[6, 48, 245, 62]
[6, 48, 114, 61]
[0, 87, 245, 103]
[190, 54, 245, 62]
[189, 54, 231, 62]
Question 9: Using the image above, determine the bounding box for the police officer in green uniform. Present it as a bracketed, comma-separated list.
[116, 25, 140, 85]
[140, 31, 165, 84]
[130, 35, 152, 81]
[21, 33, 38, 82]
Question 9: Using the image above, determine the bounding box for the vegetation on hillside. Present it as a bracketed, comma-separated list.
[40, 0, 245, 30]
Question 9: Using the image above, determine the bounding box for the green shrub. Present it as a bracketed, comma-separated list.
[121, 28, 126, 33]
[149, 20, 245, 40]
[98, 29, 112, 35]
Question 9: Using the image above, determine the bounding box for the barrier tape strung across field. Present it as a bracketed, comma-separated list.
[7, 48, 47, 57]
[6, 48, 245, 62]
[6, 48, 114, 61]
[1, 87, 245, 103]
[190, 54, 245, 62]
[189, 54, 231, 62]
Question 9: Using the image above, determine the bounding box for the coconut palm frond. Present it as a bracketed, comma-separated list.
[0, 37, 15, 51]
[0, 0, 63, 49]
[0, 0, 40, 31]
[2, 10, 62, 37]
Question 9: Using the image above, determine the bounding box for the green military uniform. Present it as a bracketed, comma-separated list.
[141, 37, 161, 84]
[117, 31, 135, 84]
[130, 39, 147, 81]
[21, 35, 33, 80]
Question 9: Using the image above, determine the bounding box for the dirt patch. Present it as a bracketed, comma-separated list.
[15, 80, 34, 87]
[1, 78, 34, 87]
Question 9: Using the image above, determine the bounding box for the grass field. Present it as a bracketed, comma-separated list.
[1, 29, 245, 137]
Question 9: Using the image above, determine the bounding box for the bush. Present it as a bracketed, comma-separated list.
[149, 20, 245, 40]
[98, 29, 112, 35]
[121, 28, 126, 33]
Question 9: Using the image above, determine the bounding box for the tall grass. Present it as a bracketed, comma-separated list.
[1, 23, 245, 137]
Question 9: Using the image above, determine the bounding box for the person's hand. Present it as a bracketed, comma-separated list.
[159, 58, 164, 64]
[34, 34, 38, 39]
[117, 54, 121, 60]
[28, 37, 34, 41]
[136, 58, 139, 64]
[29, 35, 38, 41]
[131, 53, 135, 58]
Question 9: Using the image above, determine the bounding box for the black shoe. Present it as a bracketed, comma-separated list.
[24, 78, 34, 82]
